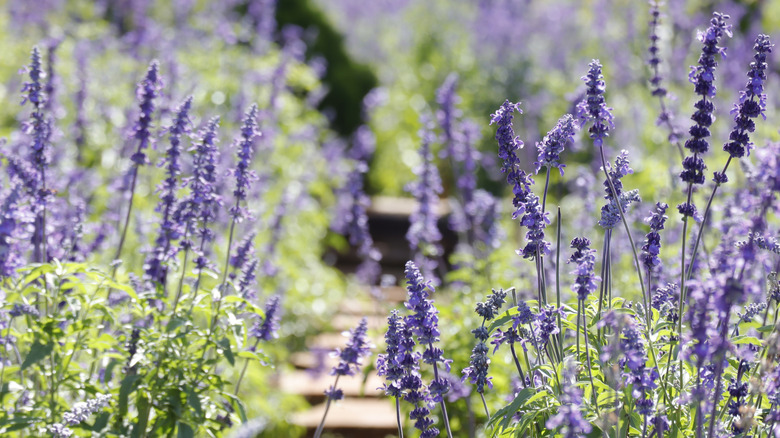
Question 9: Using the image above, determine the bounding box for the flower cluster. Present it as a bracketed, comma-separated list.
[568, 237, 600, 301]
[545, 365, 592, 437]
[576, 59, 614, 147]
[599, 151, 640, 229]
[641, 202, 668, 272]
[406, 124, 443, 282]
[534, 114, 577, 175]
[129, 61, 162, 166]
[462, 288, 507, 393]
[678, 12, 731, 215]
[330, 317, 373, 378]
[491, 100, 532, 218]
[250, 295, 281, 342]
[229, 105, 260, 222]
[720, 34, 772, 161]
[144, 97, 192, 287]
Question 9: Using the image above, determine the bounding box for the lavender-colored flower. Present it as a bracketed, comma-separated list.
[237, 259, 258, 301]
[324, 386, 344, 401]
[518, 194, 551, 260]
[641, 202, 668, 271]
[21, 47, 49, 173]
[576, 60, 614, 147]
[333, 125, 382, 286]
[652, 283, 679, 323]
[49, 424, 73, 438]
[250, 295, 281, 341]
[331, 317, 373, 377]
[648, 1, 666, 97]
[491, 100, 533, 219]
[377, 310, 405, 397]
[568, 237, 600, 301]
[546, 366, 592, 437]
[0, 186, 27, 277]
[721, 34, 772, 160]
[535, 305, 563, 346]
[437, 73, 461, 160]
[62, 394, 111, 426]
[230, 105, 260, 222]
[678, 12, 731, 216]
[130, 61, 162, 166]
[462, 289, 506, 393]
[406, 123, 443, 282]
[182, 117, 221, 271]
[535, 114, 577, 175]
[737, 302, 767, 323]
[144, 97, 192, 287]
[599, 151, 640, 229]
[230, 233, 256, 276]
[9, 303, 39, 318]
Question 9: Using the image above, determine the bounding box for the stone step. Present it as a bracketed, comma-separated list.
[291, 398, 400, 436]
[278, 370, 385, 402]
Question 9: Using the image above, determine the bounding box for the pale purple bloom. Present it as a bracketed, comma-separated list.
[230, 105, 260, 222]
[535, 114, 577, 175]
[331, 317, 372, 377]
[250, 295, 281, 341]
[546, 366, 592, 437]
[641, 202, 668, 271]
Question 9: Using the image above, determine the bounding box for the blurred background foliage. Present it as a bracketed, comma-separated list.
[1, 0, 779, 435]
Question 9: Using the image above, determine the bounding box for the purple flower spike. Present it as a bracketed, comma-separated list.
[491, 100, 533, 219]
[535, 114, 577, 176]
[678, 12, 731, 216]
[250, 295, 281, 341]
[331, 317, 373, 377]
[406, 122, 443, 283]
[722, 34, 772, 160]
[546, 366, 592, 437]
[130, 61, 162, 166]
[143, 97, 192, 287]
[230, 105, 260, 222]
[577, 59, 614, 147]
[568, 237, 601, 301]
[641, 202, 668, 272]
[183, 117, 222, 271]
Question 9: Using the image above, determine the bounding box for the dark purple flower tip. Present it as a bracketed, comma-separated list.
[130, 61, 163, 166]
[576, 59, 614, 147]
[324, 386, 344, 401]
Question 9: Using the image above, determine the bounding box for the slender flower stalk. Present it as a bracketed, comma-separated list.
[462, 289, 507, 416]
[177, 117, 221, 315]
[208, 105, 259, 336]
[144, 97, 192, 291]
[642, 202, 669, 306]
[21, 47, 51, 263]
[647, 0, 684, 158]
[314, 318, 372, 438]
[377, 310, 405, 438]
[404, 261, 453, 438]
[406, 123, 443, 284]
[235, 295, 281, 395]
[114, 61, 162, 273]
[685, 34, 773, 285]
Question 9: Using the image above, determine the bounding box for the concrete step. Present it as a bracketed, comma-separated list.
[278, 370, 385, 402]
[291, 398, 400, 437]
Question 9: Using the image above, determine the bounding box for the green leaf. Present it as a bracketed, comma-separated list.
[177, 422, 195, 438]
[488, 387, 534, 431]
[21, 341, 54, 371]
[186, 389, 203, 417]
[222, 393, 248, 423]
[732, 335, 762, 346]
[757, 324, 776, 333]
[217, 338, 235, 366]
[119, 375, 143, 417]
